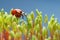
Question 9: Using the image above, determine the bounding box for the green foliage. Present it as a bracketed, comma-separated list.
[36, 9, 42, 23]
[42, 27, 48, 36]
[0, 9, 60, 40]
[30, 11, 34, 19]
[10, 31, 15, 37]
[34, 24, 40, 32]
[31, 35, 37, 40]
[48, 14, 55, 31]
[44, 14, 48, 23]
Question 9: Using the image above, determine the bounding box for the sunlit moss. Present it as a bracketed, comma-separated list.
[0, 9, 60, 40]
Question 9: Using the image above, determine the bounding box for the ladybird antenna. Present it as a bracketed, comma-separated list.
[22, 11, 27, 19]
[21, 12, 24, 19]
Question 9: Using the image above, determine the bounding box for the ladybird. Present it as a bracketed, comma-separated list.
[11, 9, 23, 18]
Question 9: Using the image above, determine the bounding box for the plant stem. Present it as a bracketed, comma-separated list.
[56, 32, 59, 40]
[35, 31, 38, 40]
[3, 30, 9, 40]
[50, 30, 54, 40]
[59, 34, 60, 39]
[20, 36, 22, 40]
[0, 32, 4, 40]
[39, 21, 43, 40]
[43, 35, 45, 40]
[30, 20, 34, 40]
[25, 34, 28, 40]
[11, 37, 14, 40]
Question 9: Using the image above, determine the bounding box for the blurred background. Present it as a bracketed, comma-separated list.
[0, 0, 60, 22]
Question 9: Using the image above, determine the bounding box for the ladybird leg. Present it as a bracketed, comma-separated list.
[22, 14, 24, 19]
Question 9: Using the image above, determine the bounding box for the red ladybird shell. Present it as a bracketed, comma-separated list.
[11, 9, 22, 18]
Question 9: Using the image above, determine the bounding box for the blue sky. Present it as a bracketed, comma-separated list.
[0, 0, 60, 22]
